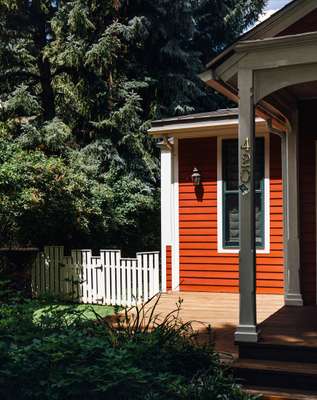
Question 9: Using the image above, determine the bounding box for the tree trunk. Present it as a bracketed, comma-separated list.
[32, 2, 55, 120]
[38, 56, 56, 120]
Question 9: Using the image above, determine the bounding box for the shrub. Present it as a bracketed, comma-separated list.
[0, 285, 256, 400]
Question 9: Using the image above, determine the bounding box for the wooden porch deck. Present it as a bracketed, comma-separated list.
[146, 292, 284, 357]
[141, 292, 317, 396]
[259, 305, 317, 347]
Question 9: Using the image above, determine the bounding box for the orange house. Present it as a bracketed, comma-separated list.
[150, 109, 284, 294]
[149, 0, 317, 344]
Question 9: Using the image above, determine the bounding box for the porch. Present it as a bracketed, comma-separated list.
[200, 26, 317, 345]
[148, 291, 317, 355]
[150, 291, 317, 396]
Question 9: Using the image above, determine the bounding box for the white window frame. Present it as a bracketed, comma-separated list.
[217, 133, 270, 254]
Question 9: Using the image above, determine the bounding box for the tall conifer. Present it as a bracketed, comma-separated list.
[0, 0, 266, 250]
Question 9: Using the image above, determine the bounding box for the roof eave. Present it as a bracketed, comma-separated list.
[148, 117, 269, 138]
[206, 0, 308, 70]
[198, 76, 287, 131]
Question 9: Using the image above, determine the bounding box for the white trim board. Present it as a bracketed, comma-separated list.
[172, 138, 180, 291]
[160, 146, 173, 292]
[149, 118, 268, 138]
[159, 137, 180, 292]
[217, 133, 270, 254]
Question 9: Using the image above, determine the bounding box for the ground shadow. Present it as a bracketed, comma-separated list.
[258, 305, 317, 346]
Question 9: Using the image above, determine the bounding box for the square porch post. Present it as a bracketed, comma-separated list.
[234, 69, 259, 343]
[284, 111, 303, 306]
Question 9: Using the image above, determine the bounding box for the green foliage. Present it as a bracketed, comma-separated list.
[0, 0, 160, 252]
[0, 0, 266, 251]
[0, 285, 257, 400]
[123, 0, 267, 117]
[0, 137, 103, 246]
[2, 85, 42, 118]
[193, 0, 268, 65]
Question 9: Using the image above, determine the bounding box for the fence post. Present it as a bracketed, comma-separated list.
[132, 259, 137, 305]
[126, 260, 132, 307]
[101, 251, 111, 305]
[154, 252, 160, 293]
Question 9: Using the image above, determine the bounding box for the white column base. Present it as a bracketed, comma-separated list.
[285, 293, 303, 306]
[234, 325, 259, 343]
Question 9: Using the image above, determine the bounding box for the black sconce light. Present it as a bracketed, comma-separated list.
[191, 167, 201, 186]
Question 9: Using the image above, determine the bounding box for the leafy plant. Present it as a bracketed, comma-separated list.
[0, 283, 257, 400]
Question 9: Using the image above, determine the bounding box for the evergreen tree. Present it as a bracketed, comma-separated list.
[123, 0, 267, 117]
[0, 0, 159, 251]
[194, 0, 267, 65]
[0, 0, 266, 251]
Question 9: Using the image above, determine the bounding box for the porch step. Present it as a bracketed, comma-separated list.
[246, 386, 317, 400]
[239, 342, 317, 363]
[234, 359, 317, 391]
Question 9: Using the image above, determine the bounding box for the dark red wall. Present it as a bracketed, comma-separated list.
[299, 100, 317, 304]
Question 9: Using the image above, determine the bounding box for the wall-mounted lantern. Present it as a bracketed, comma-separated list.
[191, 167, 201, 186]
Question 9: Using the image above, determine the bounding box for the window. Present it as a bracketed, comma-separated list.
[222, 138, 265, 248]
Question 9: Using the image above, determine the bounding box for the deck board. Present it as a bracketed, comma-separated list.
[260, 305, 317, 346]
[143, 292, 284, 356]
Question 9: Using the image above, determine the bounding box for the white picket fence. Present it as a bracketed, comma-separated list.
[31, 246, 160, 307]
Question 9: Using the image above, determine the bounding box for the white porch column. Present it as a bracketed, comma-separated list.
[285, 111, 303, 306]
[235, 69, 259, 343]
[171, 138, 180, 291]
[160, 140, 173, 293]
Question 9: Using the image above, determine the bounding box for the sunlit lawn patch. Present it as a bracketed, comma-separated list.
[33, 302, 118, 322]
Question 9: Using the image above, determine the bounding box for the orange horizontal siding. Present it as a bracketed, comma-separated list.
[179, 285, 283, 294]
[180, 256, 284, 265]
[180, 227, 284, 236]
[180, 264, 284, 273]
[178, 134, 284, 295]
[166, 245, 172, 291]
[180, 271, 283, 280]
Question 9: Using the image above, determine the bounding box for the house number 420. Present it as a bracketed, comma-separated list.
[240, 138, 251, 186]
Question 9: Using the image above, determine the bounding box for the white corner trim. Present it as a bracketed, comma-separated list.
[264, 133, 271, 254]
[217, 133, 270, 254]
[171, 138, 180, 291]
[160, 147, 173, 292]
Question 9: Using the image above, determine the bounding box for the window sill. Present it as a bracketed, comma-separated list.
[217, 247, 270, 254]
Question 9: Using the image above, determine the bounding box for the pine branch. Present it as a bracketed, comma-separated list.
[2, 70, 39, 81]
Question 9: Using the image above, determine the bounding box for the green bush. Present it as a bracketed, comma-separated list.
[0, 285, 256, 400]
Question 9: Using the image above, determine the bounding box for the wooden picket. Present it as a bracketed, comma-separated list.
[31, 247, 161, 307]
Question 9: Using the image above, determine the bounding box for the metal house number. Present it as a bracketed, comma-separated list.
[240, 138, 251, 195]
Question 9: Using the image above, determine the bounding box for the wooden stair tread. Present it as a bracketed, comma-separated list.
[246, 340, 317, 349]
[246, 386, 317, 400]
[234, 359, 317, 375]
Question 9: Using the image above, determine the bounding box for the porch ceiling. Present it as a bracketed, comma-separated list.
[285, 81, 317, 100]
[201, 31, 317, 128]
[264, 81, 317, 121]
[200, 0, 317, 130]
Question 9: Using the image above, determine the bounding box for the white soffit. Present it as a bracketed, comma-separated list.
[148, 117, 268, 138]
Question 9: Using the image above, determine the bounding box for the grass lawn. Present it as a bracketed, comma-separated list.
[32, 300, 118, 322]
